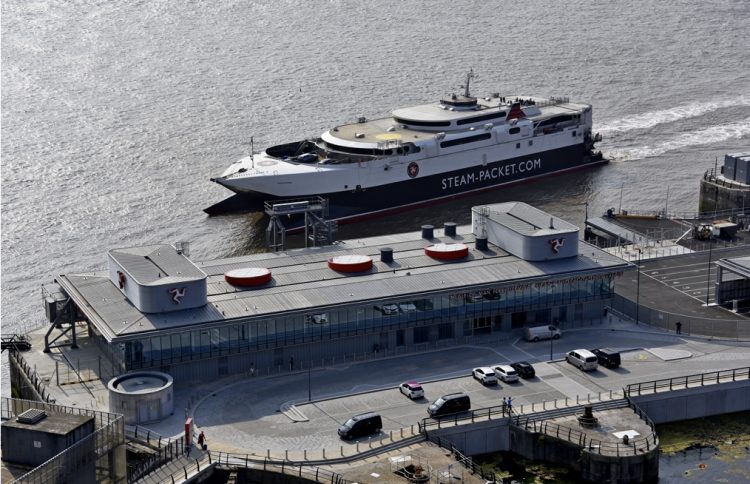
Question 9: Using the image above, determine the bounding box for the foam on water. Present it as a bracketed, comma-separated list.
[598, 97, 750, 136]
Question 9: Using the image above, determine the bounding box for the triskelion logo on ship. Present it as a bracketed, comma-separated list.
[407, 162, 419, 178]
[549, 238, 565, 254]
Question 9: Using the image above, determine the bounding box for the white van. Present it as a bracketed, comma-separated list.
[566, 349, 599, 371]
[523, 325, 561, 342]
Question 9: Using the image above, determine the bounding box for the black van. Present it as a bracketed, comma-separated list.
[337, 412, 383, 440]
[427, 393, 471, 417]
[591, 348, 621, 368]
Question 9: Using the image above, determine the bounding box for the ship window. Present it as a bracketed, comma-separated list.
[572, 131, 577, 137]
[509, 127, 521, 135]
[516, 143, 520, 149]
[394, 117, 451, 127]
[440, 133, 492, 148]
[456, 112, 507, 126]
[528, 140, 533, 146]
[324, 141, 392, 156]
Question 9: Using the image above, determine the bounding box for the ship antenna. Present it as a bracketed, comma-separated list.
[463, 69, 475, 98]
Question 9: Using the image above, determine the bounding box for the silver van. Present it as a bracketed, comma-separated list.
[523, 325, 561, 342]
[566, 349, 599, 371]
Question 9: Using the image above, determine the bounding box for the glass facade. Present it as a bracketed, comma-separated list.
[122, 273, 616, 369]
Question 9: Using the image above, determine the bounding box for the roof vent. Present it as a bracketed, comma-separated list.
[380, 247, 393, 263]
[421, 225, 434, 239]
[224, 268, 272, 287]
[549, 217, 555, 229]
[17, 409, 47, 425]
[425, 243, 469, 261]
[358, 116, 367, 123]
[475, 236, 488, 251]
[328, 255, 373, 273]
[444, 222, 457, 237]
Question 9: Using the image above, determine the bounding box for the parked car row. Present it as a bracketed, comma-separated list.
[340, 349, 621, 440]
[566, 348, 622, 371]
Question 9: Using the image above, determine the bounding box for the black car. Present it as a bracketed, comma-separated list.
[591, 348, 621, 368]
[510, 361, 535, 379]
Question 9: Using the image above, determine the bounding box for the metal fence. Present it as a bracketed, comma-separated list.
[610, 294, 750, 340]
[2, 398, 125, 484]
[126, 425, 185, 483]
[512, 415, 658, 456]
[624, 367, 750, 397]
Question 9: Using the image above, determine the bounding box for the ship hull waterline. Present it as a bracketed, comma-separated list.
[205, 143, 606, 232]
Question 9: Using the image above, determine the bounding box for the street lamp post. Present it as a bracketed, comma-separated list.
[706, 241, 713, 306]
[635, 248, 642, 325]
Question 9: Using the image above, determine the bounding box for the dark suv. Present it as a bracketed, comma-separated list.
[510, 361, 536, 379]
[591, 348, 621, 368]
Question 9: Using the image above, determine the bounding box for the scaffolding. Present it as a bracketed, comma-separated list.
[264, 197, 337, 251]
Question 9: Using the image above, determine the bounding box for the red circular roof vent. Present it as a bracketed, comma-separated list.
[224, 268, 272, 287]
[425, 243, 469, 260]
[328, 255, 373, 273]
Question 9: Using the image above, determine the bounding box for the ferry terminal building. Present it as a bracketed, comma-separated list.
[47, 202, 633, 383]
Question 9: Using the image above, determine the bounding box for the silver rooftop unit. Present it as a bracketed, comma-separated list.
[472, 202, 579, 261]
[107, 244, 208, 313]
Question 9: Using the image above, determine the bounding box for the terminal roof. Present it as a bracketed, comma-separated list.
[482, 202, 579, 235]
[58, 223, 630, 342]
[109, 245, 206, 285]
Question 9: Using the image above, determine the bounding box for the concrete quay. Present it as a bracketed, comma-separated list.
[8, 317, 750, 482]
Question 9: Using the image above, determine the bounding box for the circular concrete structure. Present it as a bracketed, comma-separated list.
[108, 371, 174, 424]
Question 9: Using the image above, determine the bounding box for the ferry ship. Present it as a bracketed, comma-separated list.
[207, 71, 604, 220]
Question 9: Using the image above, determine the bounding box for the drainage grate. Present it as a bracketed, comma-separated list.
[17, 409, 47, 424]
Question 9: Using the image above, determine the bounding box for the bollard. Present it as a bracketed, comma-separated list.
[356, 442, 359, 453]
[285, 450, 288, 460]
[390, 430, 393, 442]
[340, 445, 343, 457]
[576, 395, 579, 404]
[369, 439, 372, 449]
[543, 401, 546, 410]
[267, 449, 270, 458]
[565, 397, 568, 406]
[304, 449, 307, 460]
[323, 448, 326, 459]
[400, 428, 403, 438]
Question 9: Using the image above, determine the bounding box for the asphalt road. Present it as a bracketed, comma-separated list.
[193, 322, 750, 453]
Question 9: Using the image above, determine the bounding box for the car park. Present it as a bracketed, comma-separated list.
[338, 412, 382, 440]
[472, 367, 498, 385]
[427, 393, 471, 417]
[523, 325, 562, 342]
[566, 349, 599, 371]
[510, 361, 536, 379]
[492, 364, 519, 383]
[399, 381, 425, 399]
[591, 348, 621, 368]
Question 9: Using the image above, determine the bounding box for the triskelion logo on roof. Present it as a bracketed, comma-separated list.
[549, 238, 565, 254]
[169, 287, 186, 304]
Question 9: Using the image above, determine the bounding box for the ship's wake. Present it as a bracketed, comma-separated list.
[606, 116, 750, 161]
[597, 97, 750, 136]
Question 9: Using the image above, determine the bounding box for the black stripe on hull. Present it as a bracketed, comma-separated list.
[206, 143, 604, 221]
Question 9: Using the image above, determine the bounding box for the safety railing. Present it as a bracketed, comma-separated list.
[420, 402, 513, 432]
[624, 367, 750, 397]
[512, 415, 658, 456]
[126, 425, 185, 483]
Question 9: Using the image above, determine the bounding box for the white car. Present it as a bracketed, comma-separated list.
[398, 381, 425, 399]
[472, 367, 498, 385]
[493, 364, 519, 383]
[398, 303, 417, 312]
[306, 313, 328, 324]
[379, 304, 399, 315]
